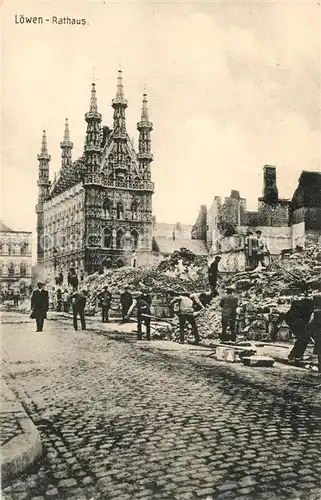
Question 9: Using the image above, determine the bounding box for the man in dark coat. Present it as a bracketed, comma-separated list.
[219, 286, 238, 342]
[126, 291, 152, 340]
[98, 285, 112, 322]
[31, 282, 49, 332]
[283, 295, 314, 362]
[140, 287, 152, 307]
[208, 256, 221, 293]
[72, 289, 88, 331]
[120, 286, 133, 321]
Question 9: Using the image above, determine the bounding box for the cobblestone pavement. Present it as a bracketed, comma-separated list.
[0, 414, 24, 447]
[2, 312, 321, 500]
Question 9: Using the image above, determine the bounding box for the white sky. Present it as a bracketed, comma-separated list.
[2, 0, 321, 237]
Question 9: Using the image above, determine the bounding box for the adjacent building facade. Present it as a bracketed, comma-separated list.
[36, 71, 154, 280]
[0, 222, 32, 290]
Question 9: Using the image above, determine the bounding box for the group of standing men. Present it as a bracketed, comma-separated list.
[244, 229, 268, 270]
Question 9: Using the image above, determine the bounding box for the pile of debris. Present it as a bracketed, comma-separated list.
[83, 248, 208, 315]
[197, 245, 321, 341]
[81, 245, 320, 343]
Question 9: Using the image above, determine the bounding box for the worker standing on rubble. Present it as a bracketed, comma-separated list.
[255, 230, 267, 268]
[219, 286, 238, 342]
[170, 291, 200, 345]
[126, 291, 151, 341]
[283, 294, 314, 363]
[244, 230, 257, 270]
[208, 256, 221, 293]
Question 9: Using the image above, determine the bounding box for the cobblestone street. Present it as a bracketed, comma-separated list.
[2, 312, 321, 500]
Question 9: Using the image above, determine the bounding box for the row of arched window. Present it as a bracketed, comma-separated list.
[88, 228, 139, 250]
[103, 228, 139, 249]
[0, 241, 29, 256]
[46, 201, 83, 224]
[0, 262, 28, 277]
[103, 199, 138, 220]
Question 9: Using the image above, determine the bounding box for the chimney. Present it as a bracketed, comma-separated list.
[263, 165, 279, 204]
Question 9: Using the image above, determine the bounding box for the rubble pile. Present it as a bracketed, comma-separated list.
[197, 245, 321, 341]
[83, 249, 209, 314]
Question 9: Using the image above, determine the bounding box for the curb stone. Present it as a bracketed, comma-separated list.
[1, 384, 43, 486]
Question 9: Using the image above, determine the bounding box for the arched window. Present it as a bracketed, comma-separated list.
[20, 262, 27, 277]
[116, 202, 124, 220]
[116, 229, 124, 249]
[103, 228, 112, 248]
[0, 241, 3, 254]
[103, 199, 111, 218]
[131, 201, 138, 221]
[20, 242, 28, 256]
[8, 242, 14, 255]
[8, 262, 14, 277]
[131, 230, 139, 250]
[0, 262, 2, 277]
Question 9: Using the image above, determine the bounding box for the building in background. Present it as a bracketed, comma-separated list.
[0, 222, 32, 291]
[192, 166, 321, 271]
[36, 70, 154, 282]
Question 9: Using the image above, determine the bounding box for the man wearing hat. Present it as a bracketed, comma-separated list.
[120, 285, 133, 321]
[30, 282, 49, 332]
[98, 285, 112, 323]
[255, 230, 267, 268]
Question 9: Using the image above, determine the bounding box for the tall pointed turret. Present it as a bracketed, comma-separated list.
[60, 118, 73, 169]
[37, 130, 51, 202]
[84, 83, 102, 181]
[112, 70, 128, 178]
[36, 130, 51, 266]
[137, 93, 153, 181]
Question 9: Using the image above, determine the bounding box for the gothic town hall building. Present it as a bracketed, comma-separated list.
[36, 71, 154, 279]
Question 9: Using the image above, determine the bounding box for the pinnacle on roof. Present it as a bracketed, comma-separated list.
[63, 118, 70, 142]
[85, 82, 102, 122]
[60, 118, 73, 149]
[40, 130, 48, 155]
[112, 69, 128, 107]
[141, 93, 150, 122]
[89, 83, 98, 114]
[37, 129, 51, 160]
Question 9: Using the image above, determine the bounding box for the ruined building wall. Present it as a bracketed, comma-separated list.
[191, 205, 207, 241]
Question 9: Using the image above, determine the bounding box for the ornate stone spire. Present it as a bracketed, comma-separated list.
[112, 70, 128, 140]
[113, 69, 128, 107]
[88, 83, 100, 117]
[84, 82, 102, 181]
[37, 130, 51, 202]
[141, 93, 150, 122]
[111, 70, 128, 179]
[137, 92, 153, 181]
[60, 118, 73, 169]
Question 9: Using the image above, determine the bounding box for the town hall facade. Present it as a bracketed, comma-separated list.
[36, 71, 154, 279]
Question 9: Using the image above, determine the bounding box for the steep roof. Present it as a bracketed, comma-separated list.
[0, 221, 13, 232]
[153, 236, 208, 256]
